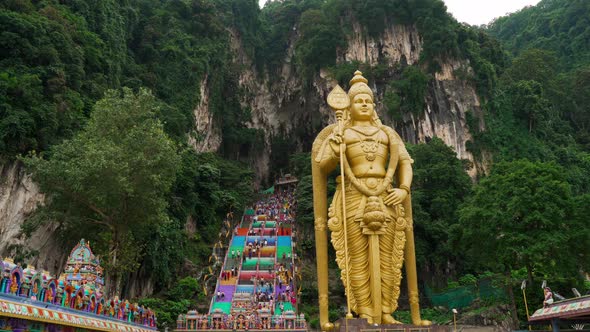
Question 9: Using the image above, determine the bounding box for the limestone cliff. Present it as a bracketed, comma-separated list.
[0, 160, 67, 273]
[194, 21, 482, 180]
[188, 74, 222, 153]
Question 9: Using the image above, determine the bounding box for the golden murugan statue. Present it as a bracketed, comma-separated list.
[312, 71, 431, 330]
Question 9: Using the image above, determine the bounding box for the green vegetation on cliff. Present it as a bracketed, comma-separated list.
[487, 0, 590, 147]
[2, 0, 590, 329]
[487, 0, 590, 70]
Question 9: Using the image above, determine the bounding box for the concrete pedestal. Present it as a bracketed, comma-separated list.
[334, 318, 450, 332]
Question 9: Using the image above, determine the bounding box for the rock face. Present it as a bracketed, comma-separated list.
[459, 304, 515, 332]
[0, 161, 42, 253]
[0, 160, 67, 273]
[342, 21, 422, 66]
[402, 74, 482, 177]
[188, 74, 222, 153]
[194, 21, 482, 180]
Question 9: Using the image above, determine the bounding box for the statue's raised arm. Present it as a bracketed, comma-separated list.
[312, 71, 431, 330]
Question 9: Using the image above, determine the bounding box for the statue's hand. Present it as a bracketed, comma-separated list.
[384, 188, 408, 206]
[328, 132, 342, 154]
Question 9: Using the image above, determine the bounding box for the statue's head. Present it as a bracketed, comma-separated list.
[347, 70, 380, 124]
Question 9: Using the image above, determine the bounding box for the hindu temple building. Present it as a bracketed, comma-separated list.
[0, 239, 156, 332]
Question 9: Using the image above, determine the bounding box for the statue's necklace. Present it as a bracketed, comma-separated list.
[351, 128, 380, 162]
[342, 125, 397, 198]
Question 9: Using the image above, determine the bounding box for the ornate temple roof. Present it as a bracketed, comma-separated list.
[66, 239, 101, 266]
[530, 295, 590, 323]
[60, 239, 104, 292]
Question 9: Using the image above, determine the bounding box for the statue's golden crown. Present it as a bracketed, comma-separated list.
[348, 70, 373, 101]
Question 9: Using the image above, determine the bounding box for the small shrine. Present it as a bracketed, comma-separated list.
[55, 239, 105, 311]
[60, 238, 104, 293]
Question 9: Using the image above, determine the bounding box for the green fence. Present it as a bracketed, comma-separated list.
[425, 279, 507, 309]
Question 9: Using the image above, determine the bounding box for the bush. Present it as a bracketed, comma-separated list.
[459, 274, 478, 286]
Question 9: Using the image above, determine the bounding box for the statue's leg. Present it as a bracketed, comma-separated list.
[346, 217, 372, 317]
[380, 215, 404, 324]
[345, 191, 372, 320]
[404, 227, 431, 326]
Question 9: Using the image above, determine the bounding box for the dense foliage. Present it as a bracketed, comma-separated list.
[487, 0, 590, 70]
[408, 138, 472, 281]
[139, 277, 204, 329]
[459, 160, 589, 283]
[0, 0, 261, 158]
[0, 1, 105, 155]
[487, 0, 590, 147]
[384, 66, 430, 119]
[2, 0, 590, 328]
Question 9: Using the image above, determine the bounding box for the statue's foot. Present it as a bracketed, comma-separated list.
[382, 314, 402, 324]
[412, 319, 432, 326]
[360, 313, 374, 324]
[321, 322, 334, 331]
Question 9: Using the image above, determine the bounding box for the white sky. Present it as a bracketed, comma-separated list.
[258, 0, 541, 26]
[443, 0, 540, 25]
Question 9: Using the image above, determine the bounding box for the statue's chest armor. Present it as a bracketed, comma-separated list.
[343, 127, 390, 175]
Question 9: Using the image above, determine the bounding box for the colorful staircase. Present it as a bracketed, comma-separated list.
[208, 191, 301, 321]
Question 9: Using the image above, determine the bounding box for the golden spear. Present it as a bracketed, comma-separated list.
[327, 85, 353, 320]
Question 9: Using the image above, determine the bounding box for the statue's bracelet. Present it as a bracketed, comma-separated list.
[399, 184, 411, 194]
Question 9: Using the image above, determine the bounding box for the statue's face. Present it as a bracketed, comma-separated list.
[350, 93, 374, 121]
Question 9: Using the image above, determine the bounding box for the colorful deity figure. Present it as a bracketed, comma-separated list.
[148, 308, 155, 327]
[123, 300, 130, 321]
[9, 275, 18, 294]
[46, 288, 54, 303]
[96, 301, 103, 315]
[130, 302, 139, 323]
[74, 293, 83, 310]
[543, 287, 554, 307]
[89, 298, 96, 312]
[64, 283, 74, 307]
[118, 299, 125, 320]
[105, 301, 115, 317]
[135, 304, 141, 322]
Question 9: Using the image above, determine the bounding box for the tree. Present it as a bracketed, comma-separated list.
[501, 49, 559, 87]
[138, 276, 203, 329]
[458, 160, 588, 325]
[407, 138, 472, 280]
[460, 160, 585, 280]
[385, 66, 430, 119]
[567, 67, 590, 143]
[295, 8, 345, 76]
[505, 80, 551, 133]
[25, 88, 180, 296]
[488, 0, 590, 71]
